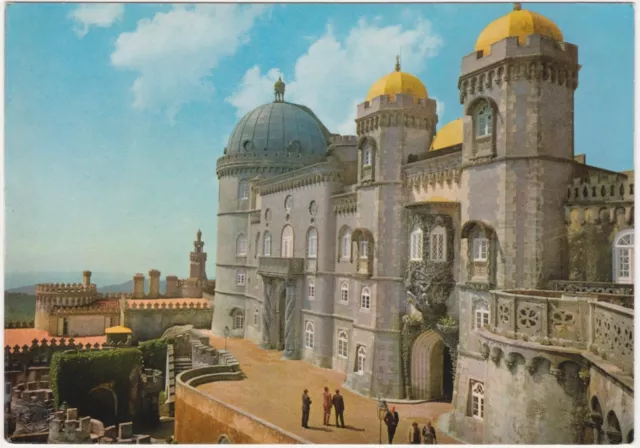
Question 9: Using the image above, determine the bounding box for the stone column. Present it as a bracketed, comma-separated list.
[260, 277, 273, 349]
[148, 270, 161, 298]
[133, 274, 145, 298]
[282, 281, 298, 360]
[82, 271, 92, 286]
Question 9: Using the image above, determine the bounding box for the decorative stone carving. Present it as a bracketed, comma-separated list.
[481, 344, 490, 360]
[490, 346, 503, 364]
[505, 352, 518, 370]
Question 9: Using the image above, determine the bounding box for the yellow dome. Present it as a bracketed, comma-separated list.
[366, 57, 428, 102]
[430, 118, 462, 151]
[475, 3, 564, 55]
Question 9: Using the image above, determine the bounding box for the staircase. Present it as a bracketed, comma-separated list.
[174, 356, 192, 375]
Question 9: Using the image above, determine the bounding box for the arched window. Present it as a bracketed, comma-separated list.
[255, 232, 260, 258]
[307, 278, 315, 300]
[337, 330, 348, 358]
[304, 321, 314, 349]
[470, 380, 485, 419]
[236, 234, 247, 256]
[410, 224, 423, 261]
[235, 269, 246, 286]
[430, 225, 446, 262]
[360, 287, 371, 310]
[340, 281, 349, 304]
[473, 230, 488, 262]
[307, 227, 318, 258]
[475, 102, 492, 138]
[614, 230, 634, 284]
[233, 310, 244, 330]
[359, 240, 369, 259]
[356, 346, 366, 374]
[340, 226, 352, 260]
[263, 231, 272, 257]
[238, 180, 249, 200]
[281, 225, 294, 258]
[363, 143, 372, 166]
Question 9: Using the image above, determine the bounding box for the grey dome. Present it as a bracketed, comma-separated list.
[226, 102, 330, 156]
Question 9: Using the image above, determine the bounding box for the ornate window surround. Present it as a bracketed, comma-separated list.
[469, 380, 485, 420]
[465, 97, 497, 160]
[305, 320, 315, 349]
[356, 345, 366, 374]
[613, 229, 634, 284]
[337, 330, 348, 358]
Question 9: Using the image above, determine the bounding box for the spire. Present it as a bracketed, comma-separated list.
[513, 2, 522, 11]
[274, 76, 286, 102]
[395, 55, 401, 72]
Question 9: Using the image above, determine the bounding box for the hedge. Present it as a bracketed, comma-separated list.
[50, 348, 143, 422]
[138, 338, 168, 375]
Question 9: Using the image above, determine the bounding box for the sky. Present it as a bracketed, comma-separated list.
[5, 2, 635, 283]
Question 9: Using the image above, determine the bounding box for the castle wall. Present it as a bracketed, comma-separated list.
[127, 308, 213, 342]
[66, 315, 107, 337]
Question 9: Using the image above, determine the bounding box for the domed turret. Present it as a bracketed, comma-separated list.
[366, 56, 428, 102]
[475, 3, 564, 55]
[430, 118, 462, 151]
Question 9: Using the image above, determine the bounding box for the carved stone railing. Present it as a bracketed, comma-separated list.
[548, 280, 634, 297]
[486, 289, 633, 374]
[257, 257, 304, 279]
[589, 301, 634, 373]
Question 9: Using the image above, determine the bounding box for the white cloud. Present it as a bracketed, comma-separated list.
[111, 4, 269, 123]
[226, 17, 443, 135]
[69, 4, 124, 38]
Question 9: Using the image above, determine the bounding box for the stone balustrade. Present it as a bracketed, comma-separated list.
[257, 257, 304, 279]
[126, 300, 210, 310]
[566, 175, 634, 204]
[548, 280, 634, 298]
[589, 300, 634, 373]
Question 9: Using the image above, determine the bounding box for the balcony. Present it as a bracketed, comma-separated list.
[257, 257, 304, 279]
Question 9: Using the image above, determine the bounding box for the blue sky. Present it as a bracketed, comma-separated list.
[5, 2, 634, 282]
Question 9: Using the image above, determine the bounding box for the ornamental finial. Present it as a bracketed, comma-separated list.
[274, 76, 285, 102]
[513, 2, 522, 11]
[395, 55, 401, 72]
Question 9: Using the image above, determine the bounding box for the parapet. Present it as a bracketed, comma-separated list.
[566, 174, 634, 204]
[329, 135, 358, 145]
[126, 299, 211, 311]
[36, 283, 97, 295]
[357, 93, 437, 118]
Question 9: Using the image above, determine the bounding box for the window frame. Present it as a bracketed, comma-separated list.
[235, 269, 246, 286]
[360, 240, 370, 259]
[340, 227, 352, 261]
[474, 303, 490, 329]
[238, 180, 249, 200]
[236, 234, 248, 256]
[473, 237, 488, 262]
[475, 102, 492, 138]
[304, 321, 315, 349]
[263, 231, 272, 257]
[337, 330, 348, 358]
[281, 225, 294, 258]
[340, 281, 349, 304]
[470, 380, 485, 420]
[363, 145, 372, 166]
[307, 278, 316, 301]
[429, 225, 447, 262]
[307, 227, 318, 259]
[614, 230, 634, 284]
[410, 225, 423, 261]
[356, 346, 366, 374]
[233, 310, 245, 330]
[360, 287, 371, 311]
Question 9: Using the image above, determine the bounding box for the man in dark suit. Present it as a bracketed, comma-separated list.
[384, 405, 400, 443]
[301, 389, 312, 428]
[332, 389, 345, 428]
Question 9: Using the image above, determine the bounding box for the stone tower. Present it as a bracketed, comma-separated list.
[189, 229, 208, 281]
[458, 4, 580, 289]
[349, 58, 438, 397]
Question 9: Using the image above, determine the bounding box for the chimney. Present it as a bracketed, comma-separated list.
[82, 271, 92, 286]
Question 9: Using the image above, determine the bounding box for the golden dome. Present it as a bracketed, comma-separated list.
[430, 118, 462, 151]
[366, 56, 428, 102]
[475, 3, 564, 55]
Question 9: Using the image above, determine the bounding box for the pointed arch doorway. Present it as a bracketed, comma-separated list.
[411, 330, 453, 401]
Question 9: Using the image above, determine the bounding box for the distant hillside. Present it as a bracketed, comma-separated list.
[5, 271, 130, 290]
[5, 293, 36, 324]
[6, 285, 37, 294]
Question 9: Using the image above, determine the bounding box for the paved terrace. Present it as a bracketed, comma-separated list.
[200, 334, 461, 445]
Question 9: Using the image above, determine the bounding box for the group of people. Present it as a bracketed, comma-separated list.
[384, 406, 438, 445]
[301, 387, 345, 429]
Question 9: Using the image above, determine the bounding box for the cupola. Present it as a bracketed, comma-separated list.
[366, 56, 428, 102]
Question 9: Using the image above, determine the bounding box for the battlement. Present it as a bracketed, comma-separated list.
[567, 175, 634, 204]
[358, 93, 437, 118]
[329, 135, 357, 145]
[36, 283, 97, 295]
[461, 34, 579, 76]
[5, 337, 128, 355]
[126, 300, 210, 311]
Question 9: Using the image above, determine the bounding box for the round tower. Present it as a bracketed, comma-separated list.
[211, 80, 331, 337]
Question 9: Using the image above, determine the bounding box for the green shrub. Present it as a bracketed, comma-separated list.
[138, 338, 168, 374]
[50, 348, 142, 422]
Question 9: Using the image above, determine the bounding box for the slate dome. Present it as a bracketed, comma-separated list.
[226, 101, 330, 156]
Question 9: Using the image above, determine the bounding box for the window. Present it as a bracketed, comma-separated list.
[236, 269, 246, 286]
[360, 287, 371, 310]
[236, 234, 247, 256]
[263, 231, 272, 257]
[305, 321, 314, 349]
[281, 225, 294, 258]
[363, 144, 372, 166]
[470, 381, 485, 419]
[340, 281, 349, 304]
[475, 102, 492, 138]
[473, 237, 488, 262]
[307, 228, 318, 258]
[356, 346, 366, 374]
[614, 230, 634, 284]
[253, 309, 259, 326]
[233, 310, 245, 330]
[474, 303, 489, 329]
[238, 180, 249, 200]
[308, 278, 316, 300]
[410, 225, 423, 261]
[360, 240, 369, 259]
[337, 331, 348, 358]
[255, 232, 260, 258]
[340, 227, 352, 260]
[430, 226, 446, 262]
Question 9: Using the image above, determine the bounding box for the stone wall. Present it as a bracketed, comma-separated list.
[126, 307, 213, 342]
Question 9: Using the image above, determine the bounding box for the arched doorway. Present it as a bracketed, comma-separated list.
[87, 386, 117, 426]
[411, 330, 452, 401]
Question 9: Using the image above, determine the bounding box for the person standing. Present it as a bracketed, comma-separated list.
[422, 420, 437, 444]
[332, 389, 345, 428]
[384, 406, 400, 444]
[322, 387, 332, 426]
[408, 422, 422, 444]
[301, 389, 312, 428]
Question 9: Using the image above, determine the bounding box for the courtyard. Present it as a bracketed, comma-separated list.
[199, 334, 461, 444]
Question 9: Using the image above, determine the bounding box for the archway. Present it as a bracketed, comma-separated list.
[87, 386, 117, 426]
[605, 410, 622, 444]
[411, 330, 452, 401]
